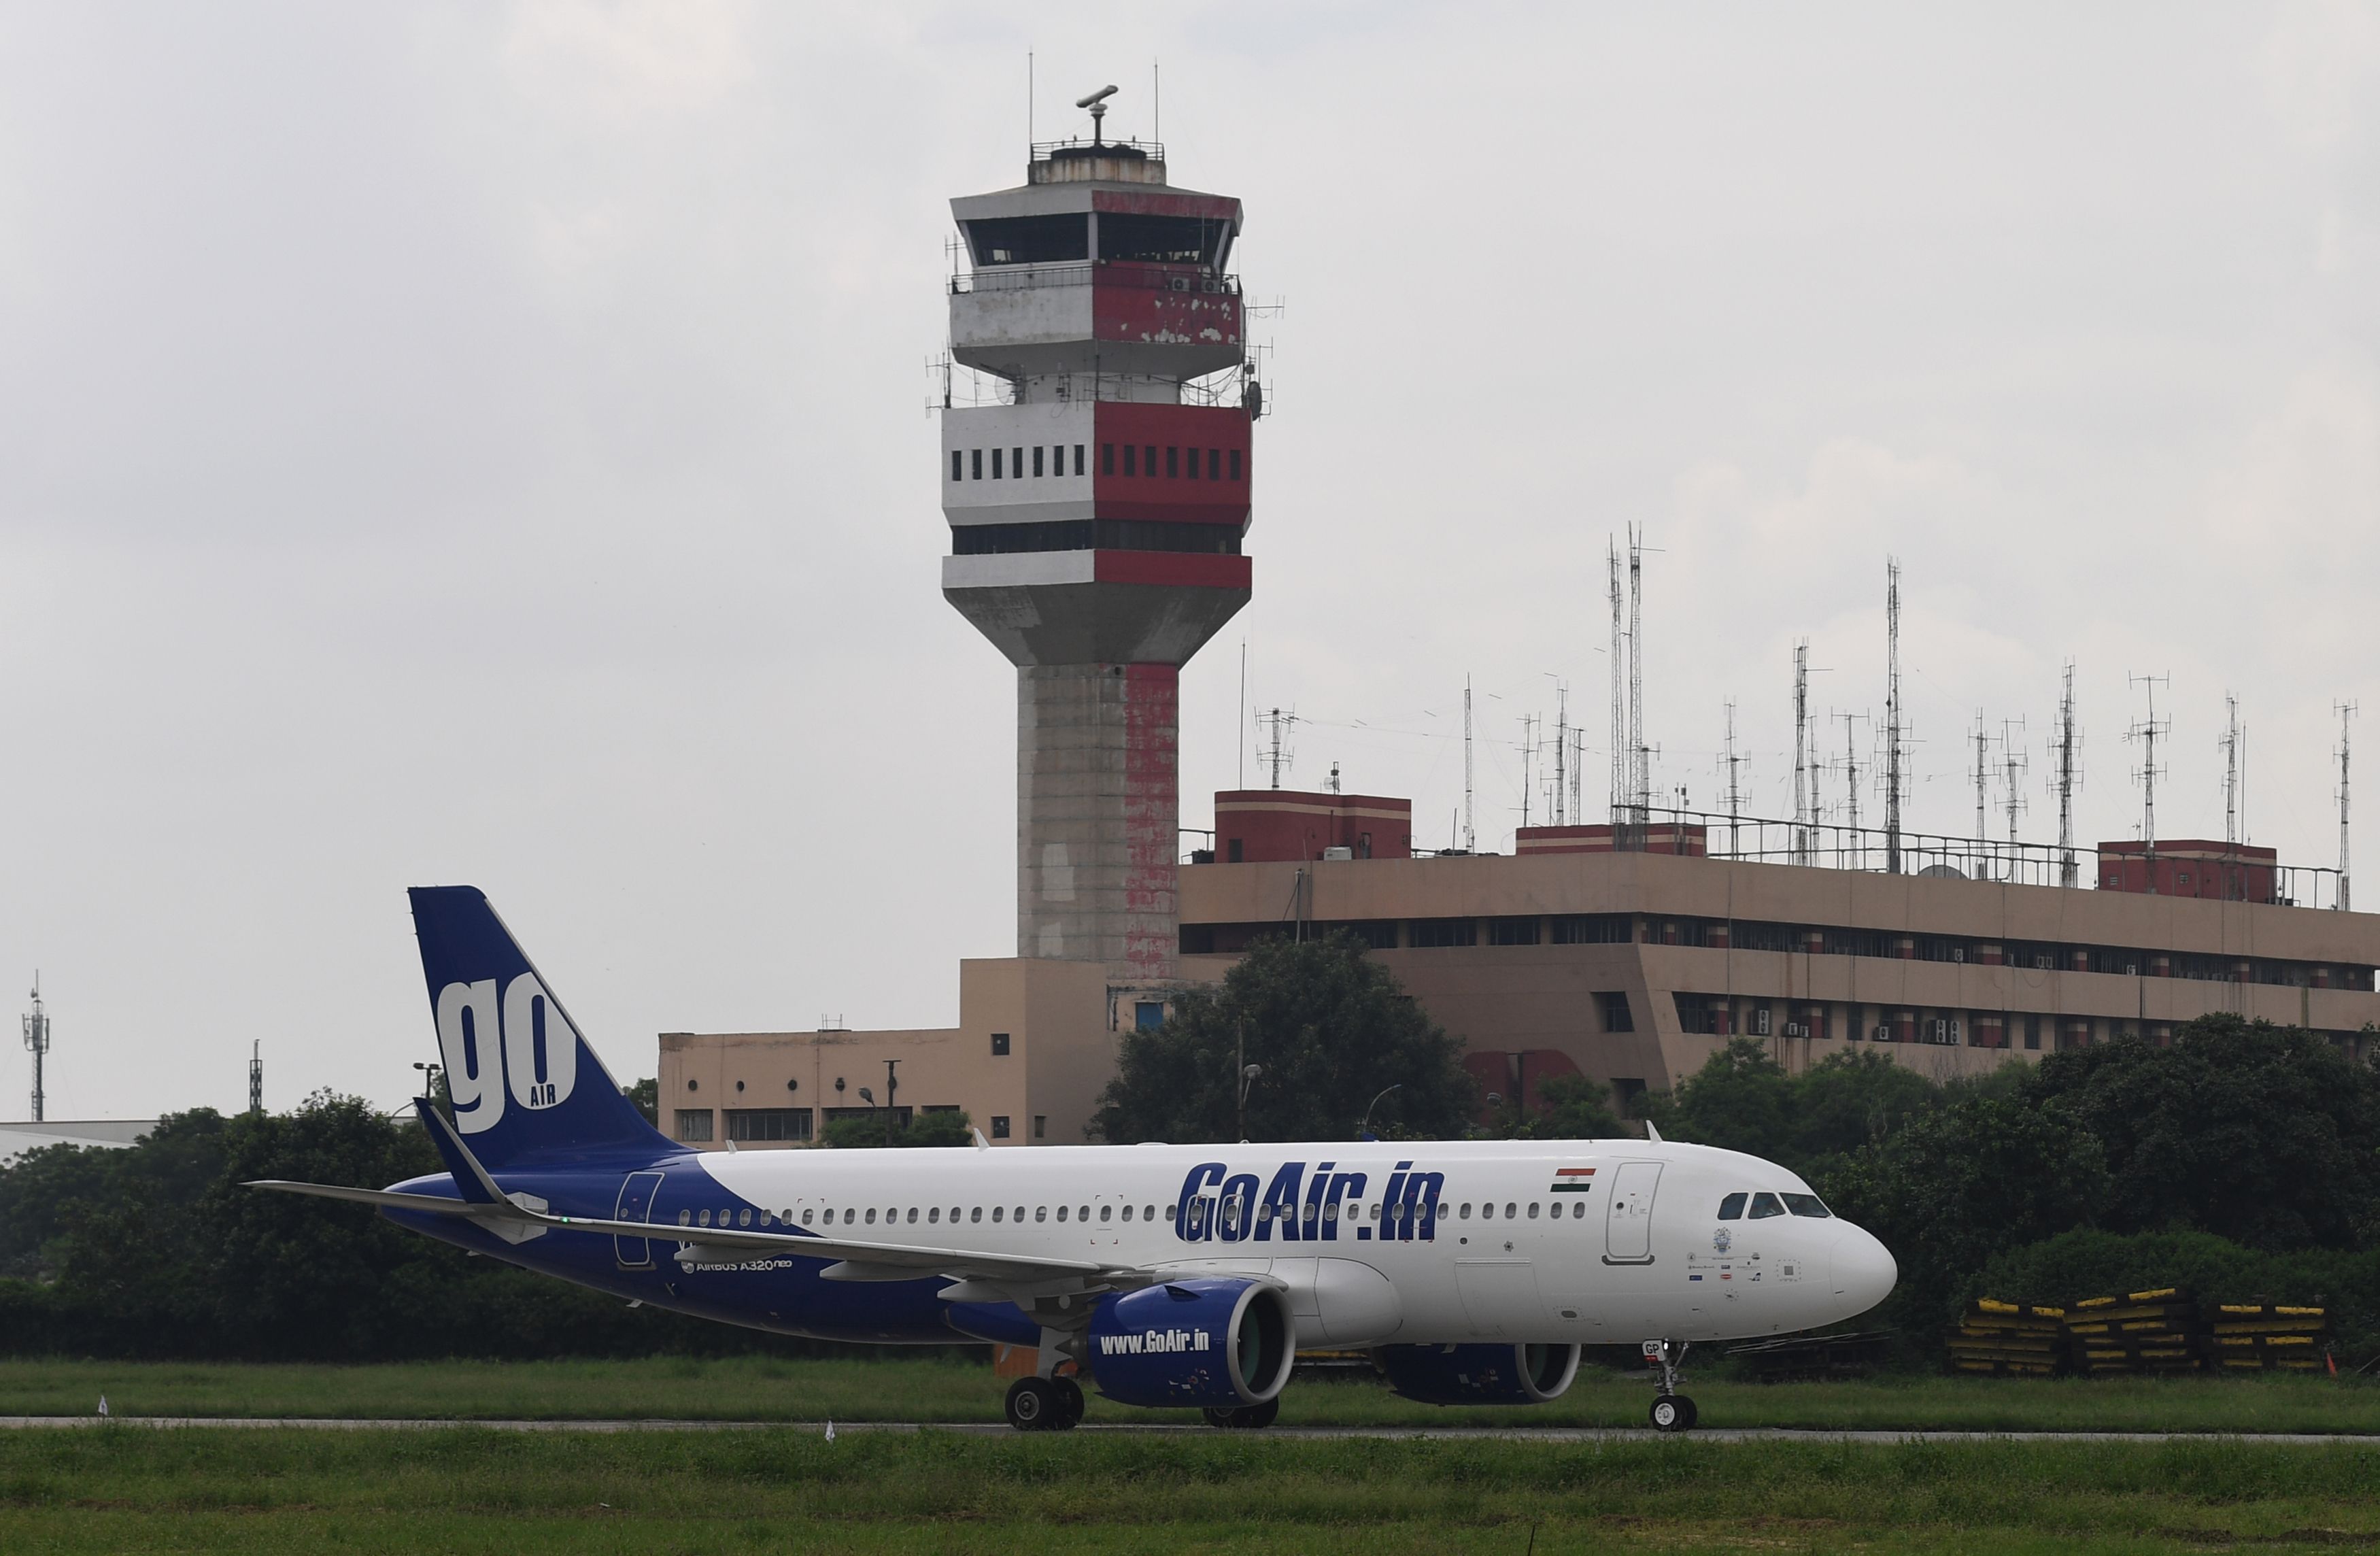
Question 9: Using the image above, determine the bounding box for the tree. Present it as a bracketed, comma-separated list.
[1501, 1074, 1627, 1140]
[1643, 1038, 1795, 1162]
[823, 1110, 976, 1149]
[624, 1078, 659, 1125]
[1090, 931, 1477, 1144]
[1824, 1093, 2111, 1323]
[2020, 1015, 2380, 1252]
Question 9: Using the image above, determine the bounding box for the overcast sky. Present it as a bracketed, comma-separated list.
[2, 3, 2375, 1119]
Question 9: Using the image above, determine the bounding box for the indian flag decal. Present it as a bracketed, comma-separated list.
[1551, 1166, 1597, 1193]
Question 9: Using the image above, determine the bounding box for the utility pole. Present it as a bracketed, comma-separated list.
[1884, 558, 1903, 875]
[2056, 660, 2081, 888]
[22, 976, 49, 1125]
[2339, 702, 2358, 911]
[1234, 1019, 1261, 1144]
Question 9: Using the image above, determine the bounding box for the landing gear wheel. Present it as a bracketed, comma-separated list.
[1006, 1377, 1059, 1432]
[1650, 1393, 1698, 1432]
[1051, 1376, 1085, 1430]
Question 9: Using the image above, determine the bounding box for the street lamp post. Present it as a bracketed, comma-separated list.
[1359, 1082, 1402, 1140]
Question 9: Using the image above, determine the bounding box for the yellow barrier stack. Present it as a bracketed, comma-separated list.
[2208, 1304, 2332, 1373]
[1946, 1298, 2066, 1376]
[2064, 1288, 2203, 1374]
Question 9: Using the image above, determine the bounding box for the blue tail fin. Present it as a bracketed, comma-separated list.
[409, 886, 673, 1170]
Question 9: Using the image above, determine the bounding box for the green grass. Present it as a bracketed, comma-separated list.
[5, 1426, 2380, 1552]
[5, 1355, 2380, 1436]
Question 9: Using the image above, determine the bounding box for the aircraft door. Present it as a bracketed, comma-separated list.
[1602, 1161, 1662, 1265]
[613, 1170, 666, 1269]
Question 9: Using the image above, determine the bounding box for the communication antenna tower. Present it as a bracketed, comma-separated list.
[2056, 660, 2081, 887]
[248, 1040, 262, 1115]
[2126, 673, 2172, 870]
[1462, 675, 1476, 853]
[1607, 541, 1626, 828]
[1971, 710, 1990, 848]
[1550, 679, 1569, 827]
[1327, 761, 1341, 796]
[1884, 558, 1904, 874]
[22, 976, 49, 1124]
[1259, 707, 1297, 790]
[1627, 526, 1646, 825]
[2001, 717, 2029, 849]
[1835, 711, 1866, 868]
[1791, 642, 1812, 865]
[1519, 714, 1537, 830]
[2338, 702, 2357, 912]
[1722, 700, 1746, 858]
[2221, 694, 2242, 850]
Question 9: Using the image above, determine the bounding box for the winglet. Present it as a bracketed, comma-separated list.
[1644, 1120, 1664, 1144]
[971, 1127, 991, 1151]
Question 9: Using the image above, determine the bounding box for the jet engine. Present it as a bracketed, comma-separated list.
[1374, 1342, 1581, 1405]
[1085, 1278, 1295, 1408]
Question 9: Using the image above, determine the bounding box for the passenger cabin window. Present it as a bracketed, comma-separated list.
[1748, 1192, 1786, 1219]
[1782, 1194, 1833, 1218]
[966, 214, 1089, 266]
[1717, 1193, 1747, 1220]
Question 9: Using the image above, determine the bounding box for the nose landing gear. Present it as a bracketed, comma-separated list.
[1641, 1338, 1697, 1432]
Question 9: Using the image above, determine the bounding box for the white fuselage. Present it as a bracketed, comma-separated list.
[687, 1136, 1897, 1347]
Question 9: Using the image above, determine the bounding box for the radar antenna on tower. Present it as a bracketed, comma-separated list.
[1076, 84, 1119, 145]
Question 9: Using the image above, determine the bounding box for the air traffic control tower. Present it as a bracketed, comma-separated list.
[940, 96, 1254, 984]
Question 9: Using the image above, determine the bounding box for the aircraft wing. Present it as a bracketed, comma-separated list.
[247, 1177, 1132, 1289]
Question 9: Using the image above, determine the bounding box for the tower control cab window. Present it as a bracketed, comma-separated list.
[965, 214, 1088, 266]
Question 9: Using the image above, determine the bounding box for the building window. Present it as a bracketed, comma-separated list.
[1135, 1001, 1166, 1030]
[1034, 1115, 1047, 1139]
[1551, 914, 1633, 945]
[1013, 446, 1023, 477]
[1186, 445, 1200, 480]
[1229, 450, 1242, 481]
[1102, 443, 1115, 475]
[1166, 445, 1179, 478]
[1227, 838, 1244, 863]
[2024, 1014, 2041, 1051]
[1144, 443, 1157, 475]
[991, 1115, 1011, 1138]
[1032, 445, 1044, 477]
[1486, 917, 1539, 946]
[971, 449, 982, 479]
[675, 1109, 715, 1142]
[1208, 448, 1221, 479]
[1123, 444, 1136, 476]
[1598, 992, 1635, 1034]
[951, 450, 962, 481]
[991, 1031, 1010, 1056]
[1409, 917, 1476, 948]
[725, 1108, 811, 1142]
[1073, 443, 1085, 475]
[992, 447, 1003, 479]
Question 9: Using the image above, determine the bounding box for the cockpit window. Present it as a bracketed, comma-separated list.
[1748, 1191, 1786, 1219]
[1783, 1193, 1833, 1219]
[1716, 1193, 1746, 1220]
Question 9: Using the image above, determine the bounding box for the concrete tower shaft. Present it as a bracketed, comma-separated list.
[941, 135, 1253, 979]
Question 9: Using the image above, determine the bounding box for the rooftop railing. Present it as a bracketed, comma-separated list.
[950, 262, 1238, 297]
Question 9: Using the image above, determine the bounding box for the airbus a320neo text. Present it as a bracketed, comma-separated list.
[260, 888, 1897, 1432]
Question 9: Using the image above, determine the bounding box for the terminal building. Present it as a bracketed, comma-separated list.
[656, 116, 2380, 1152]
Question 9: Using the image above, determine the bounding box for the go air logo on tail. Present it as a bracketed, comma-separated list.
[434, 975, 579, 1134]
[1098, 1328, 1212, 1357]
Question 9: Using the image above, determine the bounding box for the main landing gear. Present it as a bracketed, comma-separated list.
[1642, 1338, 1697, 1433]
[1005, 1374, 1086, 1432]
[1202, 1399, 1280, 1430]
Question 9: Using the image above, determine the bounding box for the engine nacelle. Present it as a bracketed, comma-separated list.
[1374, 1342, 1581, 1406]
[1086, 1278, 1295, 1408]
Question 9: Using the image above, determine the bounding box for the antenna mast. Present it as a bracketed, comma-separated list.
[248, 1040, 263, 1115]
[1519, 715, 1537, 830]
[1608, 541, 1625, 830]
[1791, 642, 1813, 864]
[2001, 717, 2028, 851]
[1884, 558, 1903, 874]
[22, 976, 48, 1124]
[2222, 693, 2241, 850]
[2055, 661, 2080, 886]
[1462, 675, 1476, 853]
[2339, 702, 2358, 911]
[1259, 707, 1296, 790]
[2126, 673, 2171, 873]
[1552, 681, 1569, 827]
[1835, 711, 1865, 869]
[1627, 526, 1646, 826]
[1723, 700, 1745, 858]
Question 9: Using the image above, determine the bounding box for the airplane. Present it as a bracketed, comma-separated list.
[254, 887, 1897, 1433]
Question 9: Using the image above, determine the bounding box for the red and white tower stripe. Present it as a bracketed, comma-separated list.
[940, 127, 1254, 980]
